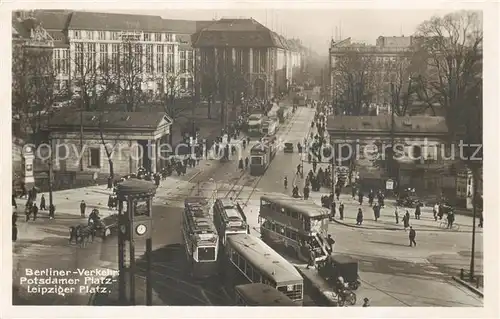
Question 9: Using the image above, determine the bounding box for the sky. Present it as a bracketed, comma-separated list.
[104, 9, 456, 55]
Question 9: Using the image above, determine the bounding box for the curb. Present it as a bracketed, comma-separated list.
[452, 276, 484, 298]
[330, 218, 472, 232]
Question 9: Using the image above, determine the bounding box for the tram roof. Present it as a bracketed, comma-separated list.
[184, 197, 217, 234]
[260, 194, 329, 218]
[235, 283, 298, 306]
[226, 234, 302, 284]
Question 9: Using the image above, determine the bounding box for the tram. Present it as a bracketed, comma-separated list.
[249, 135, 277, 176]
[223, 233, 304, 305]
[181, 197, 220, 279]
[258, 194, 331, 263]
[261, 119, 278, 136]
[213, 198, 249, 246]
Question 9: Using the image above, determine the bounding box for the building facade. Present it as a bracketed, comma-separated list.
[192, 18, 304, 101]
[27, 10, 207, 99]
[329, 36, 416, 107]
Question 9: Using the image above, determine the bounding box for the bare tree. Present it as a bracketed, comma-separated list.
[333, 51, 376, 115]
[414, 11, 482, 139]
[108, 39, 150, 112]
[384, 56, 418, 116]
[72, 42, 101, 111]
[12, 40, 64, 145]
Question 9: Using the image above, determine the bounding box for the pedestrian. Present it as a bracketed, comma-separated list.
[242, 139, 247, 150]
[25, 206, 31, 222]
[48, 204, 55, 219]
[373, 203, 380, 222]
[245, 157, 249, 170]
[351, 186, 357, 199]
[12, 223, 18, 242]
[394, 206, 399, 224]
[331, 200, 336, 218]
[433, 203, 439, 221]
[12, 193, 17, 209]
[31, 203, 38, 221]
[356, 208, 363, 225]
[409, 226, 417, 247]
[403, 210, 410, 230]
[80, 200, 86, 218]
[296, 164, 301, 175]
[362, 297, 370, 307]
[303, 185, 310, 200]
[107, 176, 113, 189]
[39, 194, 46, 211]
[414, 204, 421, 220]
[478, 211, 483, 228]
[447, 211, 455, 229]
[339, 202, 344, 220]
[335, 187, 341, 201]
[154, 173, 160, 187]
[368, 190, 374, 206]
[358, 191, 364, 205]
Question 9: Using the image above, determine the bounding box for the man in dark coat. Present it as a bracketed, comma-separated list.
[373, 203, 380, 221]
[414, 205, 421, 220]
[409, 226, 417, 247]
[335, 186, 341, 201]
[107, 176, 113, 189]
[368, 190, 374, 206]
[245, 157, 249, 170]
[358, 191, 364, 205]
[303, 186, 310, 200]
[31, 203, 38, 221]
[339, 202, 345, 220]
[356, 208, 363, 225]
[331, 201, 336, 218]
[48, 204, 55, 219]
[80, 200, 86, 218]
[39, 194, 46, 211]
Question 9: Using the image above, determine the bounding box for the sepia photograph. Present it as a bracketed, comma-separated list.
[5, 1, 497, 316]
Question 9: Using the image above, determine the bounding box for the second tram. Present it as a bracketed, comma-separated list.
[234, 283, 299, 306]
[181, 197, 220, 279]
[213, 198, 249, 246]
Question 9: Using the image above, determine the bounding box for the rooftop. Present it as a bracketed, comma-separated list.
[68, 11, 165, 32]
[48, 111, 172, 131]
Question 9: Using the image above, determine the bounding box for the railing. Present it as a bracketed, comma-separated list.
[460, 268, 484, 288]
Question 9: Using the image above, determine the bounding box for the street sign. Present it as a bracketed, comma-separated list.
[386, 179, 394, 190]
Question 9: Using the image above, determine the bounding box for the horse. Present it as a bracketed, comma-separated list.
[69, 224, 96, 248]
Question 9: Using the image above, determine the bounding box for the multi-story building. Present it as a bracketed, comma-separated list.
[192, 18, 304, 101]
[27, 10, 208, 100]
[329, 36, 415, 107]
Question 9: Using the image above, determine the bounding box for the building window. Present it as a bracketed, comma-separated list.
[156, 45, 164, 73]
[179, 50, 186, 73]
[98, 31, 106, 40]
[144, 33, 151, 41]
[165, 33, 173, 42]
[260, 48, 267, 72]
[111, 44, 120, 73]
[74, 43, 84, 73]
[111, 32, 120, 40]
[146, 44, 154, 73]
[166, 45, 174, 72]
[89, 148, 100, 168]
[99, 44, 108, 72]
[85, 31, 94, 40]
[73, 30, 81, 39]
[187, 77, 193, 91]
[87, 43, 97, 71]
[154, 32, 162, 42]
[61, 49, 69, 75]
[180, 77, 186, 89]
[187, 50, 194, 73]
[134, 44, 143, 72]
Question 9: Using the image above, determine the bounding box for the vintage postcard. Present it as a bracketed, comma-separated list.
[2, 0, 498, 318]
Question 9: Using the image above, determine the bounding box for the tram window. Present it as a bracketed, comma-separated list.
[238, 255, 245, 270]
[270, 223, 276, 232]
[246, 265, 253, 280]
[290, 231, 297, 240]
[291, 211, 298, 219]
[253, 271, 262, 282]
[285, 228, 291, 238]
[261, 199, 271, 209]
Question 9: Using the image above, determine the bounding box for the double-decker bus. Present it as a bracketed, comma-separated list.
[258, 194, 330, 263]
[181, 197, 219, 279]
[213, 198, 249, 246]
[234, 283, 299, 306]
[249, 135, 277, 176]
[223, 234, 304, 305]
